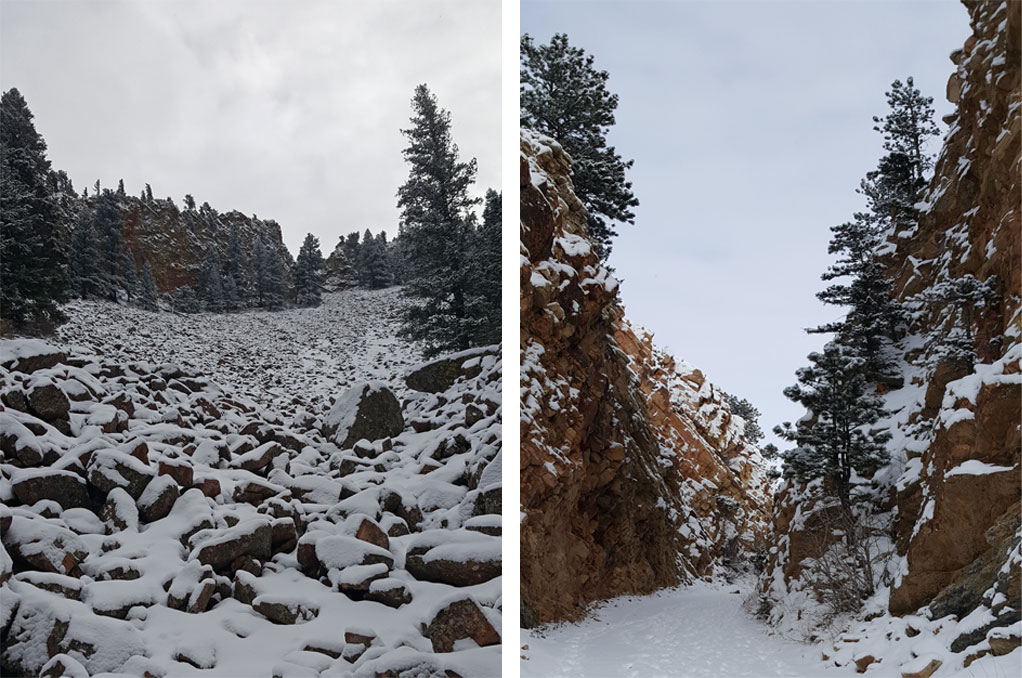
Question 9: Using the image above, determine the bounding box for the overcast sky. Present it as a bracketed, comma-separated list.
[522, 0, 970, 448]
[1, 0, 500, 255]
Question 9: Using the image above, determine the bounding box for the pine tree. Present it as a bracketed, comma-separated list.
[357, 229, 392, 289]
[93, 191, 125, 301]
[294, 233, 325, 306]
[861, 78, 940, 226]
[396, 84, 479, 356]
[0, 88, 69, 330]
[184, 194, 196, 212]
[144, 183, 153, 202]
[171, 285, 200, 313]
[222, 225, 249, 310]
[253, 233, 286, 310]
[465, 188, 501, 345]
[117, 179, 125, 197]
[723, 392, 764, 445]
[139, 260, 158, 311]
[915, 274, 997, 369]
[520, 33, 638, 260]
[775, 342, 891, 511]
[388, 234, 407, 286]
[68, 214, 102, 298]
[120, 247, 138, 301]
[198, 248, 225, 312]
[809, 212, 903, 381]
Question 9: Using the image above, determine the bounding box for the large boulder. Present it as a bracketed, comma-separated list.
[11, 470, 89, 510]
[404, 347, 494, 393]
[0, 340, 67, 374]
[27, 384, 70, 423]
[323, 382, 403, 448]
[190, 517, 272, 572]
[425, 597, 500, 652]
[2, 516, 88, 576]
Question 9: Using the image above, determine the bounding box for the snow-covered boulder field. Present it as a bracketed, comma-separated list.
[0, 315, 501, 676]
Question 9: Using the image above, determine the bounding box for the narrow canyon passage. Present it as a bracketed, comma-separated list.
[521, 582, 848, 678]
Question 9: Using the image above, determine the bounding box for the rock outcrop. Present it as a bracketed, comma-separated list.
[762, 0, 1020, 662]
[520, 130, 770, 625]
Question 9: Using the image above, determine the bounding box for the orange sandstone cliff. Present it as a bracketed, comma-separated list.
[763, 0, 1020, 658]
[519, 130, 771, 625]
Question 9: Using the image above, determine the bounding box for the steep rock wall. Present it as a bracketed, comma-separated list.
[520, 130, 770, 625]
[763, 0, 1020, 652]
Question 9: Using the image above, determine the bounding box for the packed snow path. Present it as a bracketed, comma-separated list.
[521, 582, 841, 678]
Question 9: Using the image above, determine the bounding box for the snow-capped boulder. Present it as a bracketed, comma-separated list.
[425, 596, 500, 653]
[86, 449, 154, 500]
[323, 381, 403, 448]
[26, 382, 70, 423]
[11, 469, 89, 510]
[2, 516, 88, 576]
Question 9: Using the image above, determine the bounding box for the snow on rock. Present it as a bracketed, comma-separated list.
[0, 286, 501, 676]
[520, 129, 771, 626]
[761, 4, 1020, 675]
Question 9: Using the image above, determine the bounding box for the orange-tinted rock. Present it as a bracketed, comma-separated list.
[520, 130, 770, 625]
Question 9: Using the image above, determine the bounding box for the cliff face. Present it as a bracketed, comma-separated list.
[764, 0, 1020, 653]
[884, 0, 1020, 621]
[115, 198, 293, 295]
[519, 130, 770, 625]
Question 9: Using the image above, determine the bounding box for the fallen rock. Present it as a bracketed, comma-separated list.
[11, 469, 89, 510]
[1, 340, 67, 373]
[324, 381, 404, 448]
[87, 449, 154, 500]
[100, 487, 139, 533]
[191, 518, 272, 572]
[355, 518, 390, 551]
[253, 595, 318, 624]
[2, 516, 87, 576]
[39, 653, 90, 678]
[426, 598, 500, 653]
[366, 578, 413, 608]
[27, 383, 70, 422]
[138, 475, 179, 523]
[900, 657, 941, 678]
[854, 655, 878, 673]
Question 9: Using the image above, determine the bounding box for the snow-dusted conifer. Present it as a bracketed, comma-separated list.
[198, 248, 225, 312]
[69, 214, 102, 298]
[723, 392, 763, 445]
[253, 233, 286, 310]
[223, 225, 249, 310]
[465, 188, 501, 346]
[294, 233, 325, 306]
[139, 260, 158, 311]
[0, 88, 69, 330]
[396, 84, 479, 356]
[775, 342, 891, 511]
[93, 191, 125, 301]
[809, 212, 903, 381]
[520, 33, 637, 260]
[120, 247, 138, 301]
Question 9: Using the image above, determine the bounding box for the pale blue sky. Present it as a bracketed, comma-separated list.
[522, 0, 970, 447]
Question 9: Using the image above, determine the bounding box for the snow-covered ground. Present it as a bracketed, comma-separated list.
[57, 288, 419, 418]
[521, 580, 1021, 678]
[2, 289, 502, 676]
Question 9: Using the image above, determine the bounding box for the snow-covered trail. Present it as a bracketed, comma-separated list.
[521, 582, 844, 678]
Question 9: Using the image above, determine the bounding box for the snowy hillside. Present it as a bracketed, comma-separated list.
[56, 288, 418, 419]
[1, 290, 501, 677]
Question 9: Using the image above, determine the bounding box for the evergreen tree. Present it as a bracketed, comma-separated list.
[117, 178, 125, 197]
[872, 77, 939, 190]
[723, 392, 764, 445]
[324, 236, 356, 290]
[0, 88, 69, 330]
[253, 233, 286, 309]
[294, 233, 325, 306]
[396, 84, 479, 356]
[170, 285, 200, 313]
[184, 194, 196, 212]
[808, 212, 903, 381]
[139, 260, 158, 311]
[915, 274, 997, 368]
[198, 248, 225, 312]
[93, 191, 125, 301]
[357, 229, 392, 289]
[222, 225, 249, 310]
[120, 247, 138, 301]
[520, 33, 638, 260]
[68, 214, 102, 298]
[465, 189, 501, 345]
[387, 234, 407, 286]
[775, 342, 891, 511]
[144, 183, 153, 202]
